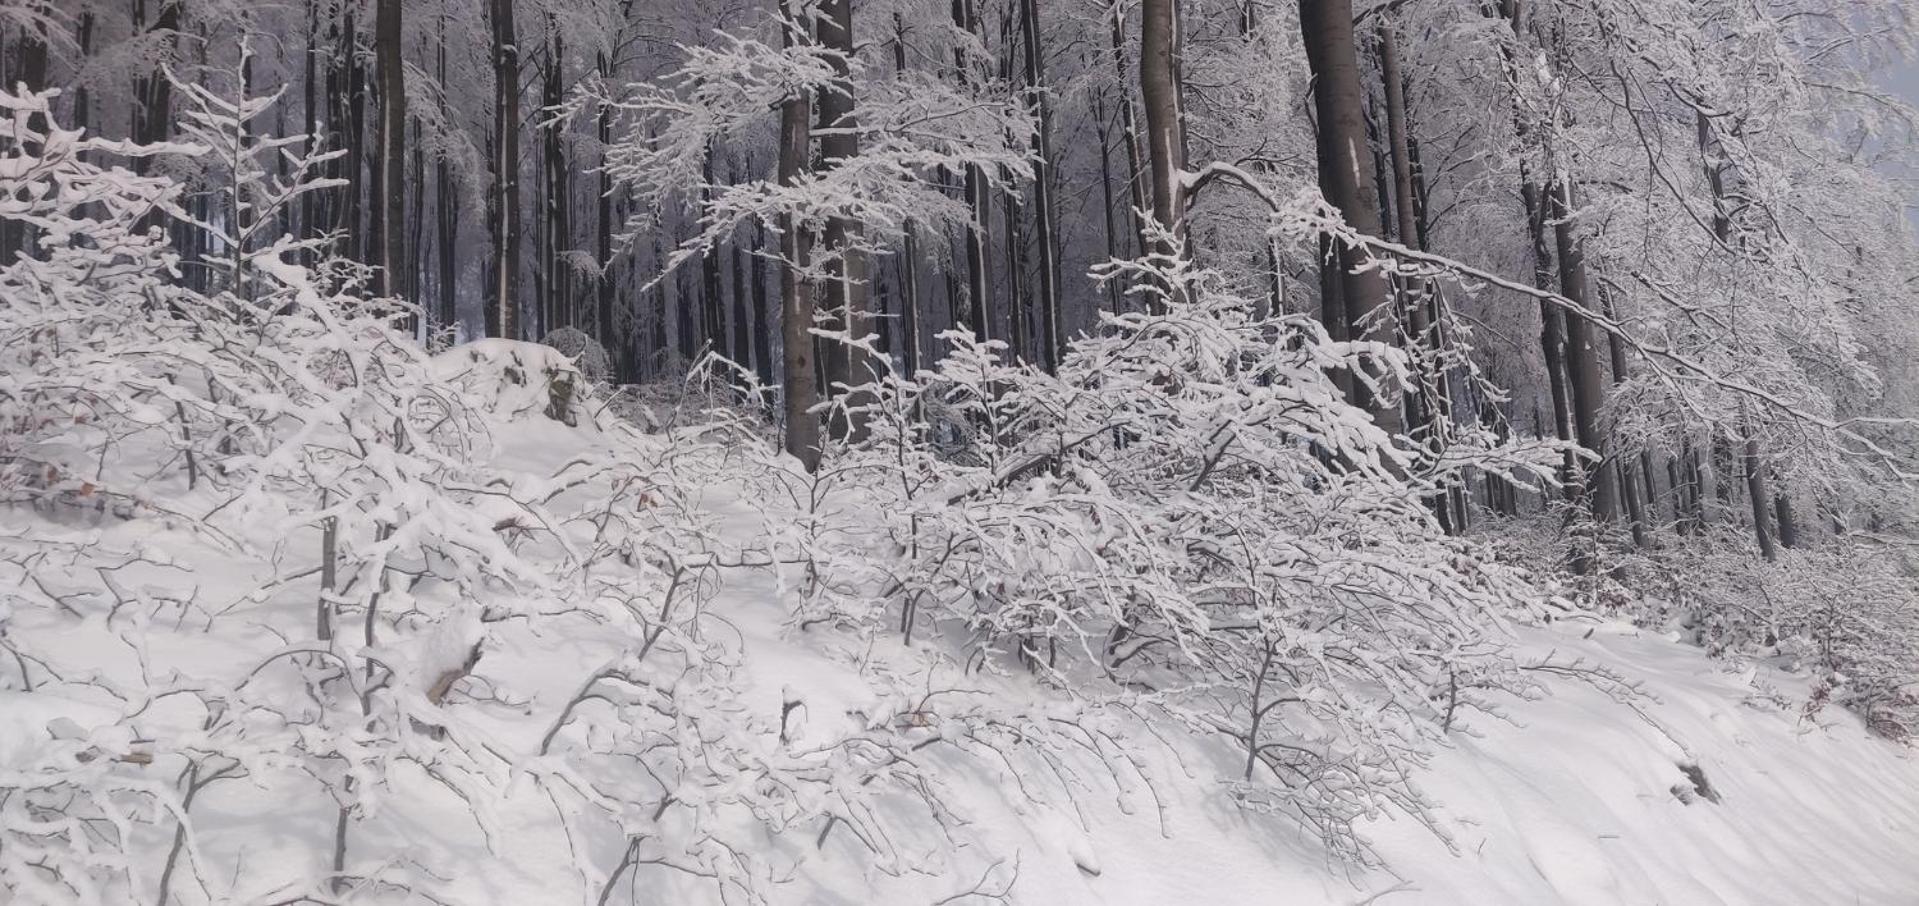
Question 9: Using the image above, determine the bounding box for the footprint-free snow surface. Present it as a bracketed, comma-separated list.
[5, 384, 1917, 906]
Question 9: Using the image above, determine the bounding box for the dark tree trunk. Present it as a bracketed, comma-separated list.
[1300, 0, 1397, 433]
[341, 10, 368, 264]
[303, 0, 322, 251]
[596, 49, 617, 350]
[1775, 483, 1797, 549]
[541, 16, 572, 333]
[375, 0, 407, 304]
[1744, 436, 1777, 561]
[649, 233, 669, 376]
[1092, 84, 1125, 313]
[437, 7, 460, 332]
[998, 3, 1026, 360]
[951, 0, 992, 343]
[1109, 4, 1149, 267]
[752, 220, 775, 387]
[73, 11, 95, 135]
[1377, 24, 1450, 529]
[814, 0, 873, 439]
[1139, 0, 1184, 266]
[1498, 0, 1577, 497]
[488, 0, 521, 338]
[891, 15, 924, 377]
[1600, 288, 1649, 548]
[700, 144, 726, 361]
[1548, 178, 1618, 528]
[1, 4, 48, 262]
[780, 0, 822, 471]
[729, 182, 753, 373]
[1018, 0, 1061, 369]
[1698, 111, 1777, 559]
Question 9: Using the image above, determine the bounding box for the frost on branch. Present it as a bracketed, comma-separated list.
[775, 241, 1562, 861]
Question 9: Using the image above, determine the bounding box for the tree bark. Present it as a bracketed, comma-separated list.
[541, 15, 572, 334]
[1299, 0, 1397, 433]
[1744, 435, 1777, 561]
[951, 0, 993, 343]
[488, 0, 521, 338]
[814, 0, 874, 439]
[437, 6, 460, 332]
[700, 143, 726, 360]
[73, 10, 95, 134]
[1377, 23, 1450, 529]
[1697, 111, 1777, 558]
[780, 0, 822, 471]
[1497, 0, 1577, 498]
[1600, 288, 1649, 547]
[1548, 177, 1618, 528]
[752, 219, 775, 386]
[1018, 0, 1062, 369]
[891, 15, 924, 376]
[1139, 0, 1184, 265]
[1109, 3, 1150, 270]
[730, 198, 753, 373]
[376, 0, 407, 303]
[596, 48, 618, 353]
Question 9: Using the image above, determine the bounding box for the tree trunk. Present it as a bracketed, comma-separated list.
[1139, 0, 1184, 265]
[780, 0, 822, 471]
[437, 7, 460, 332]
[1698, 111, 1778, 558]
[1774, 482, 1797, 549]
[342, 11, 368, 264]
[729, 184, 753, 373]
[1548, 177, 1618, 528]
[1018, 0, 1062, 369]
[1744, 435, 1777, 561]
[1109, 4, 1150, 270]
[488, 0, 521, 338]
[891, 15, 924, 376]
[700, 144, 726, 361]
[0, 5, 46, 262]
[596, 49, 617, 352]
[1377, 23, 1450, 529]
[1498, 0, 1576, 497]
[1092, 84, 1125, 313]
[752, 219, 775, 387]
[73, 11, 95, 135]
[813, 0, 873, 439]
[541, 16, 572, 334]
[1600, 288, 1649, 548]
[998, 3, 1027, 362]
[302, 0, 322, 252]
[376, 0, 407, 302]
[951, 0, 993, 343]
[1299, 0, 1397, 433]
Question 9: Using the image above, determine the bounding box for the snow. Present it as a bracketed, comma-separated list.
[6, 384, 1916, 904]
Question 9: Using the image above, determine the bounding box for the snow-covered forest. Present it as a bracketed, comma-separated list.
[4, 0, 1919, 902]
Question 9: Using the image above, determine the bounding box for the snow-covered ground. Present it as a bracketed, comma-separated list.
[5, 363, 1917, 906]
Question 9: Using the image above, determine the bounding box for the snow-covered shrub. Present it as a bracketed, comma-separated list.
[779, 245, 1563, 860]
[0, 77, 572, 904]
[1635, 533, 1919, 741]
[431, 337, 587, 426]
[539, 325, 613, 386]
[0, 87, 223, 508]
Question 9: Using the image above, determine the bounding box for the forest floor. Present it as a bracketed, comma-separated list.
[6, 358, 1918, 906]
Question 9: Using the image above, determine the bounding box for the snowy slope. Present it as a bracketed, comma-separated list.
[5, 377, 1918, 906]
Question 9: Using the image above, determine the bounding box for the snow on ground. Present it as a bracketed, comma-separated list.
[5, 369, 1917, 906]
